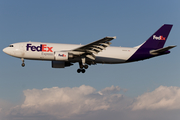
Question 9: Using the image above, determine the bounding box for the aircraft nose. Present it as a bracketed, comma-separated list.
[3, 47, 12, 55]
[3, 47, 8, 53]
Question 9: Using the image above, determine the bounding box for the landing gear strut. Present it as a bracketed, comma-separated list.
[21, 58, 25, 67]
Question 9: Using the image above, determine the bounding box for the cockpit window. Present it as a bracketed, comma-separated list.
[9, 45, 14, 47]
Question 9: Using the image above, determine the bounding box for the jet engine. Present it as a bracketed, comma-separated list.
[52, 61, 73, 68]
[54, 51, 73, 61]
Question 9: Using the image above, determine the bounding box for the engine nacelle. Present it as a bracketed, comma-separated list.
[52, 61, 73, 68]
[54, 51, 73, 61]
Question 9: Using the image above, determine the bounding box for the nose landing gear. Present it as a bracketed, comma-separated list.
[21, 58, 25, 67]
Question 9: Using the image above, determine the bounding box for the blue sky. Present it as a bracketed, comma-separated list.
[0, 0, 180, 120]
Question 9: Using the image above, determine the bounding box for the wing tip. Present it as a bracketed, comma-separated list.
[106, 36, 116, 39]
[113, 36, 116, 39]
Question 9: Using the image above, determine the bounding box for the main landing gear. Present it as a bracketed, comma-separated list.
[21, 58, 25, 67]
[77, 57, 88, 73]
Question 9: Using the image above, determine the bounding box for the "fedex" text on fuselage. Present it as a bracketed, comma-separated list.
[26, 44, 53, 52]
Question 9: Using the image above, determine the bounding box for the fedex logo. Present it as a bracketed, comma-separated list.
[153, 35, 166, 40]
[26, 44, 53, 52]
[58, 54, 66, 57]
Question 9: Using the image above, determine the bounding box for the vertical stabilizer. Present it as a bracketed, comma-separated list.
[127, 24, 173, 62]
[138, 24, 173, 49]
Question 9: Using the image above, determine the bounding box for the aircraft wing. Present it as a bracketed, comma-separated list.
[150, 45, 176, 55]
[69, 36, 116, 60]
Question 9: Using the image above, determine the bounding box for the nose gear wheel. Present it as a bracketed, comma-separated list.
[21, 58, 25, 67]
[21, 63, 25, 67]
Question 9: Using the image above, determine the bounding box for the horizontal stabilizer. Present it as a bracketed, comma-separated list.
[150, 45, 176, 55]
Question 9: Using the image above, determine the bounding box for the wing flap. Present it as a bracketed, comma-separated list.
[86, 55, 95, 60]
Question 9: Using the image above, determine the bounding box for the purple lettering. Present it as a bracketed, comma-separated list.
[31, 46, 36, 51]
[26, 44, 53, 52]
[26, 44, 32, 51]
[36, 45, 42, 52]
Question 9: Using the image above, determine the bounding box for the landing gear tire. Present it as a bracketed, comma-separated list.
[84, 65, 88, 69]
[21, 63, 25, 67]
[77, 69, 81, 73]
[77, 69, 86, 73]
[80, 65, 84, 69]
[82, 69, 85, 73]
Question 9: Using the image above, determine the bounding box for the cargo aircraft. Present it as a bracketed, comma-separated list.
[3, 24, 176, 73]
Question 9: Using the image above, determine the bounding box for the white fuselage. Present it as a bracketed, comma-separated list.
[3, 42, 138, 64]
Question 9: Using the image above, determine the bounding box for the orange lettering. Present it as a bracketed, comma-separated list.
[42, 44, 47, 52]
[47, 47, 53, 52]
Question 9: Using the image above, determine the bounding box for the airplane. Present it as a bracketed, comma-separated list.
[3, 24, 176, 73]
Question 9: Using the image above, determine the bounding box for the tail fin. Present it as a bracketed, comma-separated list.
[127, 24, 173, 62]
[137, 24, 173, 50]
